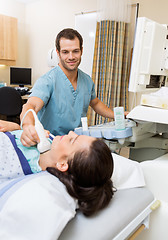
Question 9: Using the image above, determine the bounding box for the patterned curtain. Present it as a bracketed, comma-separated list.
[87, 19, 130, 126]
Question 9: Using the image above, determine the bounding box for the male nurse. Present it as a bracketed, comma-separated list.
[20, 28, 116, 147]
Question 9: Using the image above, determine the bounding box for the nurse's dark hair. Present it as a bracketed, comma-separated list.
[55, 28, 83, 52]
[47, 138, 115, 216]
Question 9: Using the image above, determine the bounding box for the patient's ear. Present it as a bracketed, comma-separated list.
[56, 162, 68, 172]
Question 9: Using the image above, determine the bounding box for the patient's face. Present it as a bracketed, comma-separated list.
[50, 131, 95, 164]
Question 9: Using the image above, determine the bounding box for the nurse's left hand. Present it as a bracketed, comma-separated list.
[124, 111, 129, 117]
[44, 129, 50, 138]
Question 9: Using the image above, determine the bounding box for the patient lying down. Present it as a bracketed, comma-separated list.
[0, 120, 114, 216]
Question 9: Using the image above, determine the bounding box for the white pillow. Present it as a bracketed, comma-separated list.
[112, 153, 145, 190]
[0, 172, 77, 240]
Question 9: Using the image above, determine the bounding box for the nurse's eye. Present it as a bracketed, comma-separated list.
[61, 50, 68, 54]
[73, 49, 80, 53]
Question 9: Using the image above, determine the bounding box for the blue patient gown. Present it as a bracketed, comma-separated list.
[0, 131, 41, 184]
[30, 66, 96, 136]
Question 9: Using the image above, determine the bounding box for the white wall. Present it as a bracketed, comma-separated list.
[75, 12, 97, 77]
[0, 0, 27, 85]
[1, 0, 168, 88]
[0, 0, 97, 85]
[137, 0, 168, 24]
[26, 0, 168, 85]
[25, 0, 97, 84]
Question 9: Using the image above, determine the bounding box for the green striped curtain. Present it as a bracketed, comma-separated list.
[88, 20, 130, 126]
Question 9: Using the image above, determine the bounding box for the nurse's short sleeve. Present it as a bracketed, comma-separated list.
[29, 74, 53, 105]
[91, 82, 96, 100]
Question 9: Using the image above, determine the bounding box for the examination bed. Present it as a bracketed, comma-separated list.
[59, 187, 154, 240]
[0, 153, 158, 240]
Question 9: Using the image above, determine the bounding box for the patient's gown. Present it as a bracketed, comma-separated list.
[0, 130, 42, 184]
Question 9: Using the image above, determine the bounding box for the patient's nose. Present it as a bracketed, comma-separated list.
[68, 131, 78, 138]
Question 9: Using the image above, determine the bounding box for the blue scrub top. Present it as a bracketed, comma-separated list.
[30, 66, 96, 136]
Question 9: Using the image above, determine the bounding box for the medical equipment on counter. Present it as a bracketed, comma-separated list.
[81, 117, 88, 131]
[114, 106, 126, 130]
[75, 102, 168, 159]
[141, 86, 168, 110]
[21, 109, 51, 153]
[126, 16, 168, 161]
[126, 105, 168, 161]
[127, 89, 168, 161]
[129, 17, 168, 93]
[75, 118, 136, 146]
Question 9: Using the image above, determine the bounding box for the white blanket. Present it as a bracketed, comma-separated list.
[0, 172, 77, 240]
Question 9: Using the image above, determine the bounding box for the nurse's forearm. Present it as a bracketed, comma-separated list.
[90, 98, 114, 119]
[20, 103, 36, 128]
[20, 97, 44, 128]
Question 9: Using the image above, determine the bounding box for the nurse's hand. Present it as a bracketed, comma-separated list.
[124, 111, 129, 117]
[21, 124, 40, 147]
[20, 124, 50, 147]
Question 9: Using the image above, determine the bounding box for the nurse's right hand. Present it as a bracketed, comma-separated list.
[20, 124, 40, 147]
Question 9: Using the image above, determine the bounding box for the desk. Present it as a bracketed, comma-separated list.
[21, 94, 29, 103]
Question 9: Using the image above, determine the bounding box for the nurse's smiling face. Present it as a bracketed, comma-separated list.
[56, 37, 83, 72]
[50, 131, 95, 168]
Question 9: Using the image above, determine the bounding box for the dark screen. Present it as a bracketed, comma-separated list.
[10, 67, 32, 86]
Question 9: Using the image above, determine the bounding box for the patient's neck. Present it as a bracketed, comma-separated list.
[39, 150, 52, 170]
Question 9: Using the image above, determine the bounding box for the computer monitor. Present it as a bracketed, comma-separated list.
[10, 67, 32, 88]
[129, 17, 168, 93]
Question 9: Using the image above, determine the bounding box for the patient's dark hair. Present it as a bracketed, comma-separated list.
[55, 28, 83, 52]
[47, 139, 115, 217]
